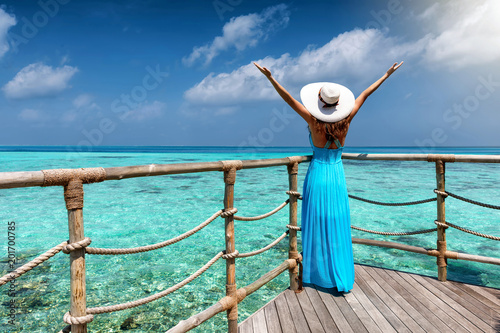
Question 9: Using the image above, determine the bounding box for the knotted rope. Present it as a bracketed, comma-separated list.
[87, 252, 223, 314]
[286, 191, 302, 200]
[63, 312, 94, 325]
[42, 168, 106, 210]
[42, 167, 106, 186]
[286, 224, 301, 231]
[434, 220, 500, 241]
[86, 210, 223, 255]
[222, 250, 240, 259]
[234, 200, 288, 221]
[63, 237, 92, 254]
[0, 241, 68, 286]
[287, 156, 303, 164]
[433, 189, 448, 198]
[434, 189, 500, 210]
[221, 208, 238, 218]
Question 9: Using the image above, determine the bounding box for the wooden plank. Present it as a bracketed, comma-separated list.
[350, 272, 397, 333]
[397, 270, 484, 333]
[410, 273, 493, 332]
[240, 267, 499, 333]
[450, 280, 500, 310]
[273, 290, 297, 333]
[295, 287, 326, 332]
[356, 266, 425, 333]
[424, 277, 496, 326]
[387, 270, 468, 333]
[327, 288, 369, 333]
[315, 286, 355, 333]
[378, 267, 468, 333]
[354, 268, 410, 333]
[452, 281, 500, 309]
[3, 154, 500, 190]
[283, 288, 311, 332]
[303, 286, 340, 332]
[252, 309, 268, 333]
[365, 266, 439, 333]
[264, 301, 282, 333]
[238, 315, 254, 333]
[343, 287, 383, 333]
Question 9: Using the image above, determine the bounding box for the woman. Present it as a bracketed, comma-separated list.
[254, 61, 403, 292]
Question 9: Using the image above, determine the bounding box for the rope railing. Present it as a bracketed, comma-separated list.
[290, 190, 438, 206]
[234, 200, 289, 221]
[0, 240, 68, 286]
[434, 189, 500, 210]
[348, 194, 437, 206]
[284, 224, 438, 236]
[86, 251, 223, 314]
[351, 225, 438, 236]
[85, 210, 223, 255]
[434, 220, 500, 241]
[235, 230, 289, 258]
[1, 153, 499, 332]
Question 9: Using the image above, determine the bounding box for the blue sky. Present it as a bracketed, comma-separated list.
[0, 0, 499, 148]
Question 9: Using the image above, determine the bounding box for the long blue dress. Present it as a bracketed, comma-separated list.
[301, 135, 355, 292]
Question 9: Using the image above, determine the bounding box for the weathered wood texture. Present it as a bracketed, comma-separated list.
[287, 161, 299, 291]
[238, 264, 499, 333]
[435, 160, 447, 281]
[224, 167, 238, 333]
[4, 153, 500, 189]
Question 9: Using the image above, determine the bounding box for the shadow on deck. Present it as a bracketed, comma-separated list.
[238, 264, 499, 333]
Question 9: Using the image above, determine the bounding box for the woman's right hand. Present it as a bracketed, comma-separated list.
[386, 61, 403, 76]
[254, 62, 272, 78]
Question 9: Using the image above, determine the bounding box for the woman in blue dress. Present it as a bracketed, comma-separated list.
[254, 61, 403, 292]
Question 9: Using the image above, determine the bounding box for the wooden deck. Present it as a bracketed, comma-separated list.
[238, 264, 499, 333]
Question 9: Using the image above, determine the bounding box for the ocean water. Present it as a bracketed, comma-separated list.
[0, 146, 499, 332]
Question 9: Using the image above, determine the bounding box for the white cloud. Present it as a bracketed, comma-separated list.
[2, 62, 78, 99]
[61, 111, 78, 124]
[214, 106, 240, 116]
[416, 2, 439, 21]
[73, 94, 93, 108]
[60, 55, 70, 65]
[18, 108, 46, 122]
[183, 4, 290, 66]
[0, 8, 16, 58]
[122, 100, 165, 121]
[184, 29, 422, 106]
[184, 1, 500, 110]
[58, 94, 101, 125]
[420, 0, 500, 70]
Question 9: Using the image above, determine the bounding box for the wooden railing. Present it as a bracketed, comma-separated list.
[0, 153, 498, 332]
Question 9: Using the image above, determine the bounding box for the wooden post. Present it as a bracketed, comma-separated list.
[65, 179, 88, 333]
[435, 160, 447, 281]
[287, 161, 299, 291]
[222, 161, 241, 333]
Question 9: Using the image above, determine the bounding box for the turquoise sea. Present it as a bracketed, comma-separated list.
[0, 146, 499, 332]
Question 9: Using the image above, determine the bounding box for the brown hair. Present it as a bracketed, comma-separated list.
[309, 116, 350, 142]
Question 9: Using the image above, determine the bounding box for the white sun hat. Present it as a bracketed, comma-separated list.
[300, 82, 355, 123]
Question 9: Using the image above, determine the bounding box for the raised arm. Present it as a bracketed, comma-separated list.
[347, 61, 403, 123]
[254, 62, 313, 124]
